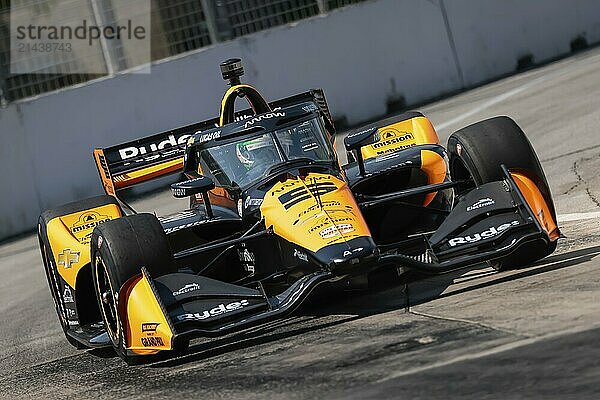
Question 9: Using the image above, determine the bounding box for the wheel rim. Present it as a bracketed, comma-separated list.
[94, 255, 119, 342]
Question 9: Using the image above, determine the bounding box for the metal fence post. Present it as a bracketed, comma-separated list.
[89, 0, 117, 75]
[316, 0, 329, 14]
[200, 0, 220, 44]
[214, 0, 233, 42]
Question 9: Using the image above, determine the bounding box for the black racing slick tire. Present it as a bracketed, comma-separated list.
[38, 195, 122, 350]
[447, 116, 557, 270]
[90, 213, 176, 364]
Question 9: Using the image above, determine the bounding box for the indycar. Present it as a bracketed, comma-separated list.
[38, 59, 560, 363]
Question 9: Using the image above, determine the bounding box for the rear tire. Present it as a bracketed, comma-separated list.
[447, 116, 557, 270]
[91, 213, 176, 363]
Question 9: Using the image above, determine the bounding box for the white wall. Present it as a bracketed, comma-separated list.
[444, 0, 600, 86]
[1, 0, 599, 240]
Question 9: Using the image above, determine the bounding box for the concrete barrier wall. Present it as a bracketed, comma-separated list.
[1, 0, 599, 240]
[444, 0, 600, 86]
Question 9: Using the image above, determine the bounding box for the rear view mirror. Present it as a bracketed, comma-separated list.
[344, 127, 378, 176]
[171, 176, 215, 198]
[171, 176, 216, 219]
[344, 127, 378, 152]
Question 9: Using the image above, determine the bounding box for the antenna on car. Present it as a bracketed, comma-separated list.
[220, 58, 244, 87]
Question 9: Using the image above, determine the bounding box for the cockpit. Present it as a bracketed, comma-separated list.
[195, 116, 334, 189]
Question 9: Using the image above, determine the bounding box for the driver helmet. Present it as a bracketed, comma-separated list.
[277, 130, 294, 154]
[236, 136, 277, 169]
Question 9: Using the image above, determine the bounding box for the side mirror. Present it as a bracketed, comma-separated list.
[344, 127, 378, 176]
[171, 176, 216, 218]
[171, 176, 215, 198]
[344, 127, 378, 152]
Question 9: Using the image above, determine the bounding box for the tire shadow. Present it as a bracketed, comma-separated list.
[410, 244, 600, 306]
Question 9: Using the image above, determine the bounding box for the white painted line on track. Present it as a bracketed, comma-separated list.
[558, 211, 600, 223]
[435, 74, 552, 131]
[433, 50, 600, 132]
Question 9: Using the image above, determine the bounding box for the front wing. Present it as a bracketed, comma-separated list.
[120, 268, 335, 355]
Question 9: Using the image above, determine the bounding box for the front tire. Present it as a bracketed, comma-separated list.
[447, 116, 557, 270]
[91, 213, 176, 363]
[38, 195, 122, 349]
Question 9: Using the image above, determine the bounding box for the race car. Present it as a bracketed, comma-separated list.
[38, 59, 560, 363]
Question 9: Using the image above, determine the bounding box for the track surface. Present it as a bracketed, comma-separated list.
[2, 48, 600, 399]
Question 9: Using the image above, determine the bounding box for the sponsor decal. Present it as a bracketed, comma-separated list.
[118, 133, 191, 160]
[158, 210, 197, 224]
[195, 130, 221, 143]
[243, 112, 286, 129]
[363, 129, 417, 156]
[302, 142, 319, 152]
[238, 245, 256, 274]
[466, 198, 495, 212]
[293, 249, 308, 262]
[237, 199, 243, 216]
[309, 216, 354, 233]
[66, 308, 76, 318]
[141, 322, 160, 333]
[171, 188, 187, 198]
[346, 127, 375, 140]
[319, 223, 354, 239]
[97, 235, 103, 249]
[141, 336, 165, 347]
[374, 144, 415, 156]
[172, 283, 201, 297]
[176, 299, 250, 321]
[163, 219, 216, 234]
[184, 108, 281, 134]
[309, 217, 331, 233]
[372, 131, 414, 149]
[244, 197, 263, 208]
[337, 223, 355, 234]
[448, 220, 520, 247]
[374, 152, 410, 163]
[57, 249, 80, 269]
[293, 200, 342, 225]
[63, 287, 74, 303]
[302, 104, 318, 113]
[342, 247, 364, 258]
[238, 248, 255, 263]
[71, 211, 111, 243]
[171, 177, 211, 198]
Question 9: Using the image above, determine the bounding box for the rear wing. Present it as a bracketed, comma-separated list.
[94, 89, 334, 195]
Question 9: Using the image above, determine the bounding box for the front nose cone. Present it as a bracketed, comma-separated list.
[314, 237, 379, 275]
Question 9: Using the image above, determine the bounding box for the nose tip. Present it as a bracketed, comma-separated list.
[330, 244, 379, 275]
[313, 236, 379, 275]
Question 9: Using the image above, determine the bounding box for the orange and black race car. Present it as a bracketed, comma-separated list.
[38, 59, 560, 363]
